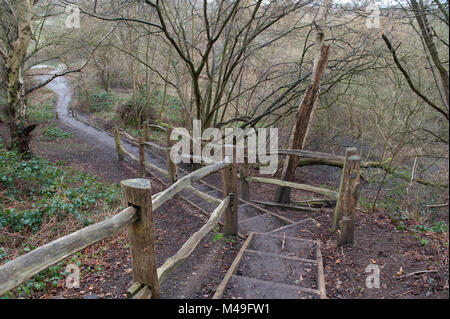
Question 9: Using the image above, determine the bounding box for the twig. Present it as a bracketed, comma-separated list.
[395, 270, 437, 279]
[281, 232, 286, 251]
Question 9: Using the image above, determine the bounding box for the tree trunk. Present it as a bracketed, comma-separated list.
[4, 0, 36, 153]
[274, 0, 332, 203]
[274, 44, 330, 203]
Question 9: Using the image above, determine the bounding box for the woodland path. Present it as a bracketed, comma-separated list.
[40, 68, 327, 299]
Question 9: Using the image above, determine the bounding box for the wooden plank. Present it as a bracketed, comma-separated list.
[121, 179, 160, 298]
[245, 249, 318, 264]
[0, 207, 137, 295]
[152, 162, 230, 211]
[230, 275, 321, 297]
[212, 232, 255, 299]
[315, 241, 327, 299]
[132, 285, 152, 299]
[127, 282, 144, 298]
[246, 176, 338, 200]
[252, 200, 322, 212]
[157, 197, 230, 283]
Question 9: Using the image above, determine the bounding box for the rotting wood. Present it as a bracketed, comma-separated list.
[0, 207, 137, 296]
[114, 127, 124, 161]
[157, 197, 230, 283]
[333, 147, 358, 231]
[121, 179, 160, 298]
[336, 155, 361, 246]
[212, 232, 255, 299]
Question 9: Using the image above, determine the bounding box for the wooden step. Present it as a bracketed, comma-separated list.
[236, 250, 318, 289]
[237, 204, 260, 222]
[238, 213, 287, 236]
[248, 232, 316, 260]
[268, 218, 321, 240]
[222, 275, 320, 299]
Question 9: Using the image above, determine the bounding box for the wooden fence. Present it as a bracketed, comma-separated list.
[0, 160, 235, 298]
[0, 118, 362, 298]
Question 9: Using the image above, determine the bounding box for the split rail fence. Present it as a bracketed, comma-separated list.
[0, 118, 361, 298]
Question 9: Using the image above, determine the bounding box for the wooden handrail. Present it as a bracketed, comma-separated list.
[246, 176, 338, 200]
[152, 162, 230, 211]
[157, 196, 230, 283]
[0, 206, 138, 295]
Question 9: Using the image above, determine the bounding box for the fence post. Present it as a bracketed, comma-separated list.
[121, 179, 160, 298]
[333, 147, 358, 231]
[240, 155, 250, 201]
[144, 122, 150, 142]
[336, 155, 361, 247]
[222, 143, 238, 235]
[166, 127, 178, 184]
[138, 137, 145, 177]
[114, 127, 124, 162]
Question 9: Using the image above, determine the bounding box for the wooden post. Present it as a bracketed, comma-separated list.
[166, 127, 178, 184]
[114, 127, 124, 162]
[240, 155, 250, 201]
[336, 155, 361, 247]
[55, 112, 59, 120]
[138, 138, 145, 177]
[121, 179, 160, 298]
[333, 147, 358, 231]
[144, 122, 150, 142]
[222, 143, 238, 235]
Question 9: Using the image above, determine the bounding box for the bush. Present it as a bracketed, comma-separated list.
[40, 126, 72, 141]
[0, 150, 121, 233]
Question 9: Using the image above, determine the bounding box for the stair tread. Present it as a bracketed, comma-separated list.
[248, 233, 316, 259]
[268, 218, 320, 240]
[223, 275, 320, 299]
[235, 250, 318, 289]
[238, 213, 287, 235]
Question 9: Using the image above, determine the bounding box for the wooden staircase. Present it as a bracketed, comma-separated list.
[213, 219, 327, 299]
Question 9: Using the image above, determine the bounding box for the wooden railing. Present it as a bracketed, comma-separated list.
[113, 124, 361, 247]
[0, 160, 234, 298]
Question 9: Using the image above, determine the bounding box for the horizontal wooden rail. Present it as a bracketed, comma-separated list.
[157, 196, 230, 283]
[143, 141, 170, 152]
[152, 162, 230, 211]
[246, 176, 338, 200]
[148, 124, 168, 132]
[0, 206, 138, 295]
[275, 149, 345, 161]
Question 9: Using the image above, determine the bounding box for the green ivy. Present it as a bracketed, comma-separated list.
[0, 149, 121, 233]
